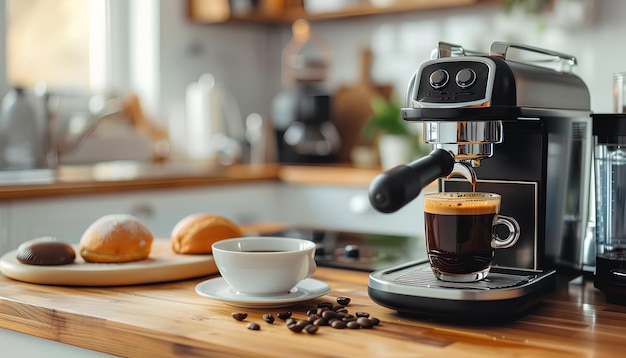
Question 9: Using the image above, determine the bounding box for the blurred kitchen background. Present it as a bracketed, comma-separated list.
[0, 0, 622, 168]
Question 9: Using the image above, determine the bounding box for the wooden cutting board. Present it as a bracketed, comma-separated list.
[333, 48, 393, 163]
[0, 238, 218, 286]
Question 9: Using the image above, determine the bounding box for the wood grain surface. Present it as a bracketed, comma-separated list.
[0, 266, 624, 357]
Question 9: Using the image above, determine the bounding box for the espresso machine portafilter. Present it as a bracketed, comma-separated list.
[369, 41, 594, 271]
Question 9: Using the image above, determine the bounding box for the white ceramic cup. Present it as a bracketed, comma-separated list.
[212, 237, 317, 296]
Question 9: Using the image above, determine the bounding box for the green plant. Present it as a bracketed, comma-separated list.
[360, 95, 412, 140]
[504, 0, 552, 13]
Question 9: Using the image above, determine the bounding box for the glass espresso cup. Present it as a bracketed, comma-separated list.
[423, 192, 521, 282]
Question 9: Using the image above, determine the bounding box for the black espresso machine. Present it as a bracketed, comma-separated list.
[366, 41, 594, 320]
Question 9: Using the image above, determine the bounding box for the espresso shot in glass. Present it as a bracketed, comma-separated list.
[423, 192, 520, 283]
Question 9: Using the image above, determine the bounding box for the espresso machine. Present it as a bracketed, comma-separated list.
[367, 41, 593, 320]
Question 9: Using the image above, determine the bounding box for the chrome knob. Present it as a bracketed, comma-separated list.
[455, 68, 476, 88]
[429, 69, 449, 89]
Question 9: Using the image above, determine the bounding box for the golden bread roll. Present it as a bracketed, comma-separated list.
[80, 214, 154, 263]
[171, 213, 242, 254]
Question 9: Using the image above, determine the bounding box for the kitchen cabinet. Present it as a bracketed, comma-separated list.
[1, 180, 424, 254]
[5, 183, 279, 253]
[0, 204, 8, 255]
[277, 183, 425, 236]
[188, 0, 504, 24]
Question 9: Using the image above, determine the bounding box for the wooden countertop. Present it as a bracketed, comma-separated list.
[0, 163, 383, 200]
[0, 266, 624, 357]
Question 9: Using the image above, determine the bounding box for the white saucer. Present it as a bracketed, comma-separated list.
[195, 277, 331, 308]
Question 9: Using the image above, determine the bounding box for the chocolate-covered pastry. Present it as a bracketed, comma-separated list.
[16, 237, 76, 265]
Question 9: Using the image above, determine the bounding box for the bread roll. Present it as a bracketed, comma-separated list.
[80, 214, 154, 263]
[171, 213, 242, 254]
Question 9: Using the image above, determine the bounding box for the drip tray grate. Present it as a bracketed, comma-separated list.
[368, 260, 557, 320]
[389, 266, 536, 290]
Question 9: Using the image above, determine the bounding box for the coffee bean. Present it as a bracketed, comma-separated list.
[287, 320, 308, 333]
[262, 313, 275, 324]
[304, 324, 319, 334]
[318, 302, 334, 309]
[357, 317, 374, 328]
[231, 312, 248, 321]
[307, 314, 320, 322]
[277, 311, 292, 320]
[231, 300, 381, 335]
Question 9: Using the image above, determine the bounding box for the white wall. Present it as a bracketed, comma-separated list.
[149, 0, 626, 124]
[1, 1, 625, 126]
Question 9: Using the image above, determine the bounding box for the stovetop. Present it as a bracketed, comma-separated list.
[259, 227, 426, 271]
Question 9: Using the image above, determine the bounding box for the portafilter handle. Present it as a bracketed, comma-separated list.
[368, 149, 454, 213]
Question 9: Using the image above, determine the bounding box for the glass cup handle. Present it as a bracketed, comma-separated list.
[492, 214, 521, 249]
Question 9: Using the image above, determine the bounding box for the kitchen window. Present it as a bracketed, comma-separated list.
[6, 0, 105, 91]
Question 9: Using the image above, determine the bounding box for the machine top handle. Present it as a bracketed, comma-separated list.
[489, 41, 577, 72]
[432, 41, 485, 59]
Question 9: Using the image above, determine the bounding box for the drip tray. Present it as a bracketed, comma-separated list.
[368, 260, 556, 322]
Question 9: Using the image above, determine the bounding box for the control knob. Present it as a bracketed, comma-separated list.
[429, 69, 449, 89]
[455, 68, 476, 88]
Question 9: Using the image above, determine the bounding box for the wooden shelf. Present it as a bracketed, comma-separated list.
[189, 0, 503, 25]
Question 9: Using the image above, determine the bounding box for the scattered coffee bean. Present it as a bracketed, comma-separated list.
[307, 314, 320, 322]
[357, 317, 374, 328]
[262, 313, 275, 324]
[230, 296, 380, 335]
[231, 312, 248, 321]
[277, 311, 292, 320]
[304, 324, 319, 334]
[336, 297, 351, 305]
[287, 320, 308, 333]
[318, 302, 333, 309]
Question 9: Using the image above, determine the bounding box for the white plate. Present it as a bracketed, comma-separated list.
[195, 277, 331, 308]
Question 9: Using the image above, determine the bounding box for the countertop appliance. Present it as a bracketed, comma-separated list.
[271, 19, 341, 164]
[593, 113, 626, 304]
[366, 41, 594, 319]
